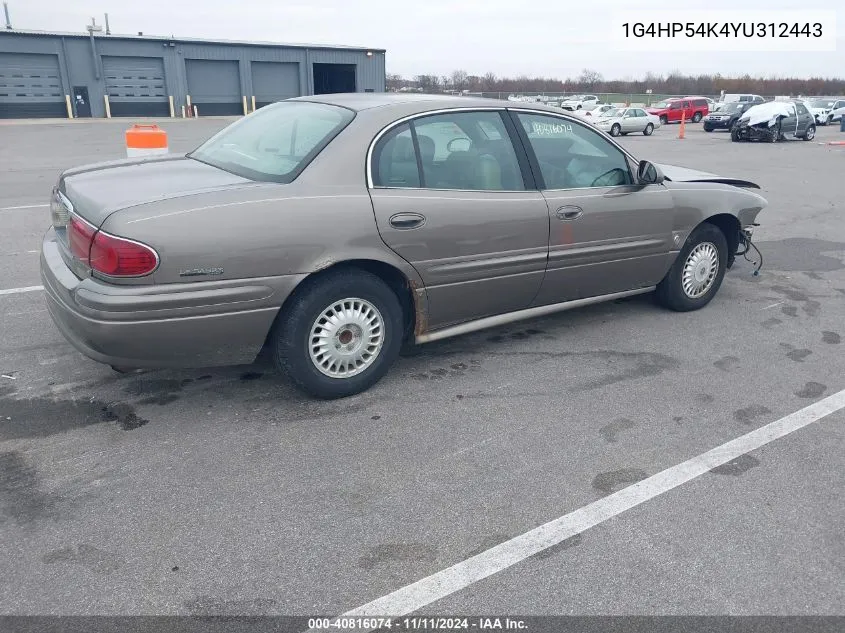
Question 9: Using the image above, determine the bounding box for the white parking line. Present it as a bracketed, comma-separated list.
[0, 285, 44, 296]
[0, 204, 49, 211]
[316, 388, 845, 629]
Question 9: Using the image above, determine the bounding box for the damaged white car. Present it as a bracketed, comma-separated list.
[731, 100, 816, 142]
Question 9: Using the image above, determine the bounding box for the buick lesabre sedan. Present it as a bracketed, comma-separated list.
[41, 94, 767, 399]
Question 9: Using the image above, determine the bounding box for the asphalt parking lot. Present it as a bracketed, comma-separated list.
[1, 116, 844, 620]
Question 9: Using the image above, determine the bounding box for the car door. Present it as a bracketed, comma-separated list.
[668, 101, 683, 122]
[510, 110, 675, 306]
[368, 109, 550, 329]
[633, 108, 650, 130]
[795, 102, 812, 134]
[779, 103, 799, 138]
[622, 109, 639, 132]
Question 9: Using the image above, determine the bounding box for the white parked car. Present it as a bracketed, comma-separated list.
[580, 103, 615, 118]
[560, 94, 600, 111]
[713, 94, 765, 111]
[591, 107, 661, 136]
[806, 98, 845, 125]
[831, 104, 845, 123]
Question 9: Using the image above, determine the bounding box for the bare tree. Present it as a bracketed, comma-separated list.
[481, 72, 498, 91]
[450, 69, 469, 92]
[415, 74, 442, 94]
[577, 69, 603, 88]
[386, 73, 403, 91]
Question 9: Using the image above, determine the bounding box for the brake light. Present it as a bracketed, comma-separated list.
[89, 232, 158, 276]
[67, 214, 158, 276]
[68, 215, 96, 264]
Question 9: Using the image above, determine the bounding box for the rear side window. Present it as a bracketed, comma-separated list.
[694, 99, 707, 107]
[189, 101, 353, 183]
[372, 111, 525, 191]
[372, 123, 420, 188]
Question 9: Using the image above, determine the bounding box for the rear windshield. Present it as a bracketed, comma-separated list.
[189, 101, 354, 183]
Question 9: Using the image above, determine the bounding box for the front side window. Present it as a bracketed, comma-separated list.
[796, 103, 809, 115]
[189, 101, 353, 183]
[372, 111, 525, 191]
[515, 113, 632, 190]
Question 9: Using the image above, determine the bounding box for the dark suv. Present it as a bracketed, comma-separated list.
[702, 102, 753, 132]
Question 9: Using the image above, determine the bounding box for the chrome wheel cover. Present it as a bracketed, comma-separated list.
[308, 298, 384, 378]
[682, 242, 719, 299]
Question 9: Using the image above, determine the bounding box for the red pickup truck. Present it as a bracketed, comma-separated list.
[647, 97, 710, 124]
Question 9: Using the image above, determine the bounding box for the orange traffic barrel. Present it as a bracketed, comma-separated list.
[125, 124, 168, 158]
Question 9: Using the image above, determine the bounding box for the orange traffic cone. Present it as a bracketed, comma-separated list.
[678, 112, 686, 139]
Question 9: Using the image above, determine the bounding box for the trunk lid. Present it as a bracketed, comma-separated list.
[58, 154, 253, 227]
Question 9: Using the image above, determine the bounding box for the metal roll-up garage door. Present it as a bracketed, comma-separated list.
[102, 56, 169, 117]
[251, 62, 300, 109]
[0, 53, 65, 118]
[185, 59, 241, 116]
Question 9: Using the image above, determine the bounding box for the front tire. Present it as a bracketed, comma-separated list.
[643, 123, 654, 136]
[272, 269, 404, 399]
[659, 115, 668, 125]
[610, 123, 621, 137]
[655, 223, 728, 312]
[703, 124, 713, 132]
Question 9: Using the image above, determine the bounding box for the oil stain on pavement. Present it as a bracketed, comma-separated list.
[0, 451, 60, 525]
[592, 468, 648, 496]
[598, 418, 636, 443]
[795, 382, 827, 399]
[0, 397, 148, 440]
[42, 544, 124, 573]
[733, 405, 772, 425]
[358, 542, 438, 570]
[709, 454, 760, 476]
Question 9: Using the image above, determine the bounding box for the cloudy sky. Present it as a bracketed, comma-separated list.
[8, 1, 843, 79]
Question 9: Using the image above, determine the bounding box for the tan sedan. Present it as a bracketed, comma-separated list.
[41, 94, 766, 398]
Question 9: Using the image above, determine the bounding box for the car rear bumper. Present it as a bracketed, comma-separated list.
[40, 229, 306, 369]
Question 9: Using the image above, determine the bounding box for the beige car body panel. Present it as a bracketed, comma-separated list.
[40, 94, 767, 369]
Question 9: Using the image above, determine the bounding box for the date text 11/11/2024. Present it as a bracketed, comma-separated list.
[621, 22, 823, 38]
[308, 617, 528, 630]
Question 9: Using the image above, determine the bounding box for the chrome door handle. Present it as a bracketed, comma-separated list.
[555, 206, 583, 221]
[389, 212, 426, 229]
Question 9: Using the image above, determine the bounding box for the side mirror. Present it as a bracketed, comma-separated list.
[637, 160, 664, 185]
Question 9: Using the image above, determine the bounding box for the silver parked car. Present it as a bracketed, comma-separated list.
[591, 107, 661, 136]
[41, 94, 767, 398]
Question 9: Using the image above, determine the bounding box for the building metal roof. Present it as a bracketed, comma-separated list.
[0, 28, 386, 53]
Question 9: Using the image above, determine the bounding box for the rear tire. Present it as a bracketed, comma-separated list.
[655, 223, 728, 312]
[272, 269, 404, 399]
[643, 123, 654, 136]
[802, 125, 816, 141]
[692, 112, 702, 123]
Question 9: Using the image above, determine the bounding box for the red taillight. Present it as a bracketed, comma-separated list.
[89, 232, 158, 276]
[68, 215, 96, 264]
[68, 214, 158, 276]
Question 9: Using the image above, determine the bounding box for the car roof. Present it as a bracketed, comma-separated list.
[288, 92, 563, 114]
